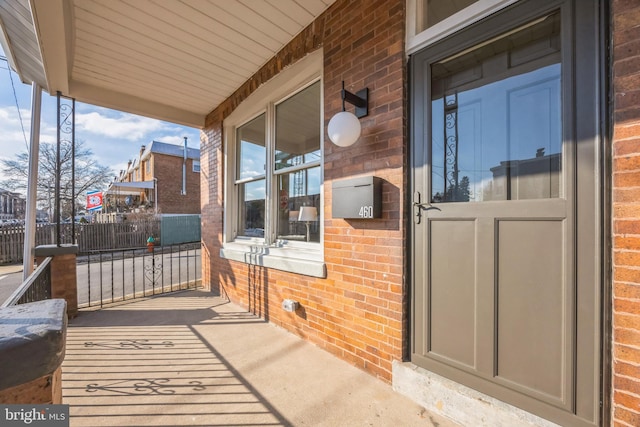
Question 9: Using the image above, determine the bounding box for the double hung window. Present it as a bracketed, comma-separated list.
[232, 80, 322, 247]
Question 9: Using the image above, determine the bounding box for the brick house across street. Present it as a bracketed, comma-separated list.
[0, 188, 26, 221]
[104, 140, 200, 216]
[1, 1, 640, 426]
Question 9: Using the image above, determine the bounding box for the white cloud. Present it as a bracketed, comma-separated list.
[76, 111, 168, 141]
[0, 106, 31, 155]
[154, 134, 199, 147]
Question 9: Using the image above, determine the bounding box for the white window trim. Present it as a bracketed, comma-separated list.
[406, 0, 519, 55]
[222, 49, 325, 278]
[193, 160, 200, 173]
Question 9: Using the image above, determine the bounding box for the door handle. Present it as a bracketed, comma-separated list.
[413, 201, 425, 224]
[413, 192, 440, 224]
[413, 202, 434, 224]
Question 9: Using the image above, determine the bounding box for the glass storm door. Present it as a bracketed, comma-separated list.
[410, 1, 602, 425]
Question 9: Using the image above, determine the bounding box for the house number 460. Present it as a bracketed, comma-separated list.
[359, 206, 374, 218]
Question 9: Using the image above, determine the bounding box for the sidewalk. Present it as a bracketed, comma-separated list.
[0, 264, 23, 305]
[0, 264, 22, 275]
[63, 290, 460, 426]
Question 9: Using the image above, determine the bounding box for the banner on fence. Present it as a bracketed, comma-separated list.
[86, 191, 103, 212]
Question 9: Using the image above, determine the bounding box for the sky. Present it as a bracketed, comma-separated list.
[0, 51, 200, 195]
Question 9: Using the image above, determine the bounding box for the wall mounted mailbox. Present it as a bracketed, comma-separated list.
[332, 176, 382, 219]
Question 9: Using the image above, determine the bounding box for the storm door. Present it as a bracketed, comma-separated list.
[410, 0, 602, 425]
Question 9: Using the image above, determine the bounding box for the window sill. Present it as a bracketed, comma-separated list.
[220, 243, 326, 278]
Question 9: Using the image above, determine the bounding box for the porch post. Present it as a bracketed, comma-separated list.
[22, 82, 42, 281]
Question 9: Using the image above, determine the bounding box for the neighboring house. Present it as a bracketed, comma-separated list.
[105, 140, 200, 215]
[0, 188, 25, 220]
[2, 1, 640, 426]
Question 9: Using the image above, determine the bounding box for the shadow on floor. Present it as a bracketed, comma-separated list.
[63, 290, 459, 427]
[64, 291, 289, 426]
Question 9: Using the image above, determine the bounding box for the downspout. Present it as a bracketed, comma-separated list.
[154, 177, 158, 215]
[182, 136, 187, 195]
[22, 82, 42, 281]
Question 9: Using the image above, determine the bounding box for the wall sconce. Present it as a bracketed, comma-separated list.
[298, 206, 318, 242]
[327, 81, 368, 147]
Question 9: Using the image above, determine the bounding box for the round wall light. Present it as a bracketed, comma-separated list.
[328, 111, 361, 147]
[328, 81, 368, 147]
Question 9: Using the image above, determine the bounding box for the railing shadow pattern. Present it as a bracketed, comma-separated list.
[62, 293, 291, 426]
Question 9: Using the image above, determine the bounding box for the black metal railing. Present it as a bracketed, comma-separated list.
[79, 242, 201, 308]
[1, 257, 53, 307]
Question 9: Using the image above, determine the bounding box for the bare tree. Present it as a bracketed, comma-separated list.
[1, 139, 113, 220]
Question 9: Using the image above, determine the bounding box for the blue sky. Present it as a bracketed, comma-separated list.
[0, 51, 200, 194]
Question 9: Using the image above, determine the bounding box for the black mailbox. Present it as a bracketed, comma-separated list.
[332, 176, 382, 219]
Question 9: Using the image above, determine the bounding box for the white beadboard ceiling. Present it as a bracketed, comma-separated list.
[0, 0, 335, 128]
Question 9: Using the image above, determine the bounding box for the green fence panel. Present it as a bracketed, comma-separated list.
[160, 215, 201, 246]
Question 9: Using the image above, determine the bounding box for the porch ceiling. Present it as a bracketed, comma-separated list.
[0, 0, 335, 128]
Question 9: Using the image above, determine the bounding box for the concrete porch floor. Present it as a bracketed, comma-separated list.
[62, 290, 459, 427]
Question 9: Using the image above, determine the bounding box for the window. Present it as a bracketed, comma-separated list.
[193, 160, 200, 173]
[417, 0, 478, 32]
[221, 50, 324, 277]
[235, 81, 321, 243]
[431, 11, 561, 202]
[407, 0, 518, 54]
[146, 160, 151, 174]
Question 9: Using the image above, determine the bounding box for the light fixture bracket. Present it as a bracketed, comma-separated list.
[341, 81, 368, 118]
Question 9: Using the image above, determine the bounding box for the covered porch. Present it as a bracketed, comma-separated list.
[63, 290, 455, 427]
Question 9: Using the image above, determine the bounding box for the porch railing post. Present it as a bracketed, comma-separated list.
[22, 82, 42, 281]
[34, 244, 78, 318]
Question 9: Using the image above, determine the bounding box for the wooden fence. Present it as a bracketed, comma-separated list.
[0, 220, 161, 264]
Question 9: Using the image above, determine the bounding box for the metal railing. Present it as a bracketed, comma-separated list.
[79, 242, 201, 308]
[1, 257, 52, 307]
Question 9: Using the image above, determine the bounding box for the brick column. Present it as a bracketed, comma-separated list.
[0, 299, 67, 404]
[35, 245, 79, 318]
[0, 368, 62, 404]
[611, 1, 640, 425]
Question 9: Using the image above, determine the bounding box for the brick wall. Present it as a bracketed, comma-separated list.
[154, 153, 200, 215]
[201, 0, 406, 381]
[612, 0, 640, 425]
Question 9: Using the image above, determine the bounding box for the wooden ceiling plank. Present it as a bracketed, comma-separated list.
[204, 0, 293, 45]
[74, 1, 264, 72]
[73, 31, 242, 94]
[266, 0, 314, 26]
[2, 19, 41, 60]
[146, 0, 278, 60]
[238, 0, 302, 36]
[111, 0, 269, 65]
[295, 0, 331, 16]
[73, 12, 255, 83]
[72, 51, 231, 105]
[187, 0, 284, 51]
[72, 59, 215, 113]
[76, 52, 234, 108]
[69, 79, 205, 128]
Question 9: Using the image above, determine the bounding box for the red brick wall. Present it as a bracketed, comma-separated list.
[153, 153, 200, 214]
[201, 0, 405, 381]
[612, 0, 640, 425]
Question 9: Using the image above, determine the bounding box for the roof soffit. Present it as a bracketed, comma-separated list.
[3, 0, 337, 129]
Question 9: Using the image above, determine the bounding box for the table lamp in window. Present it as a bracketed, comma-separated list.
[298, 206, 318, 242]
